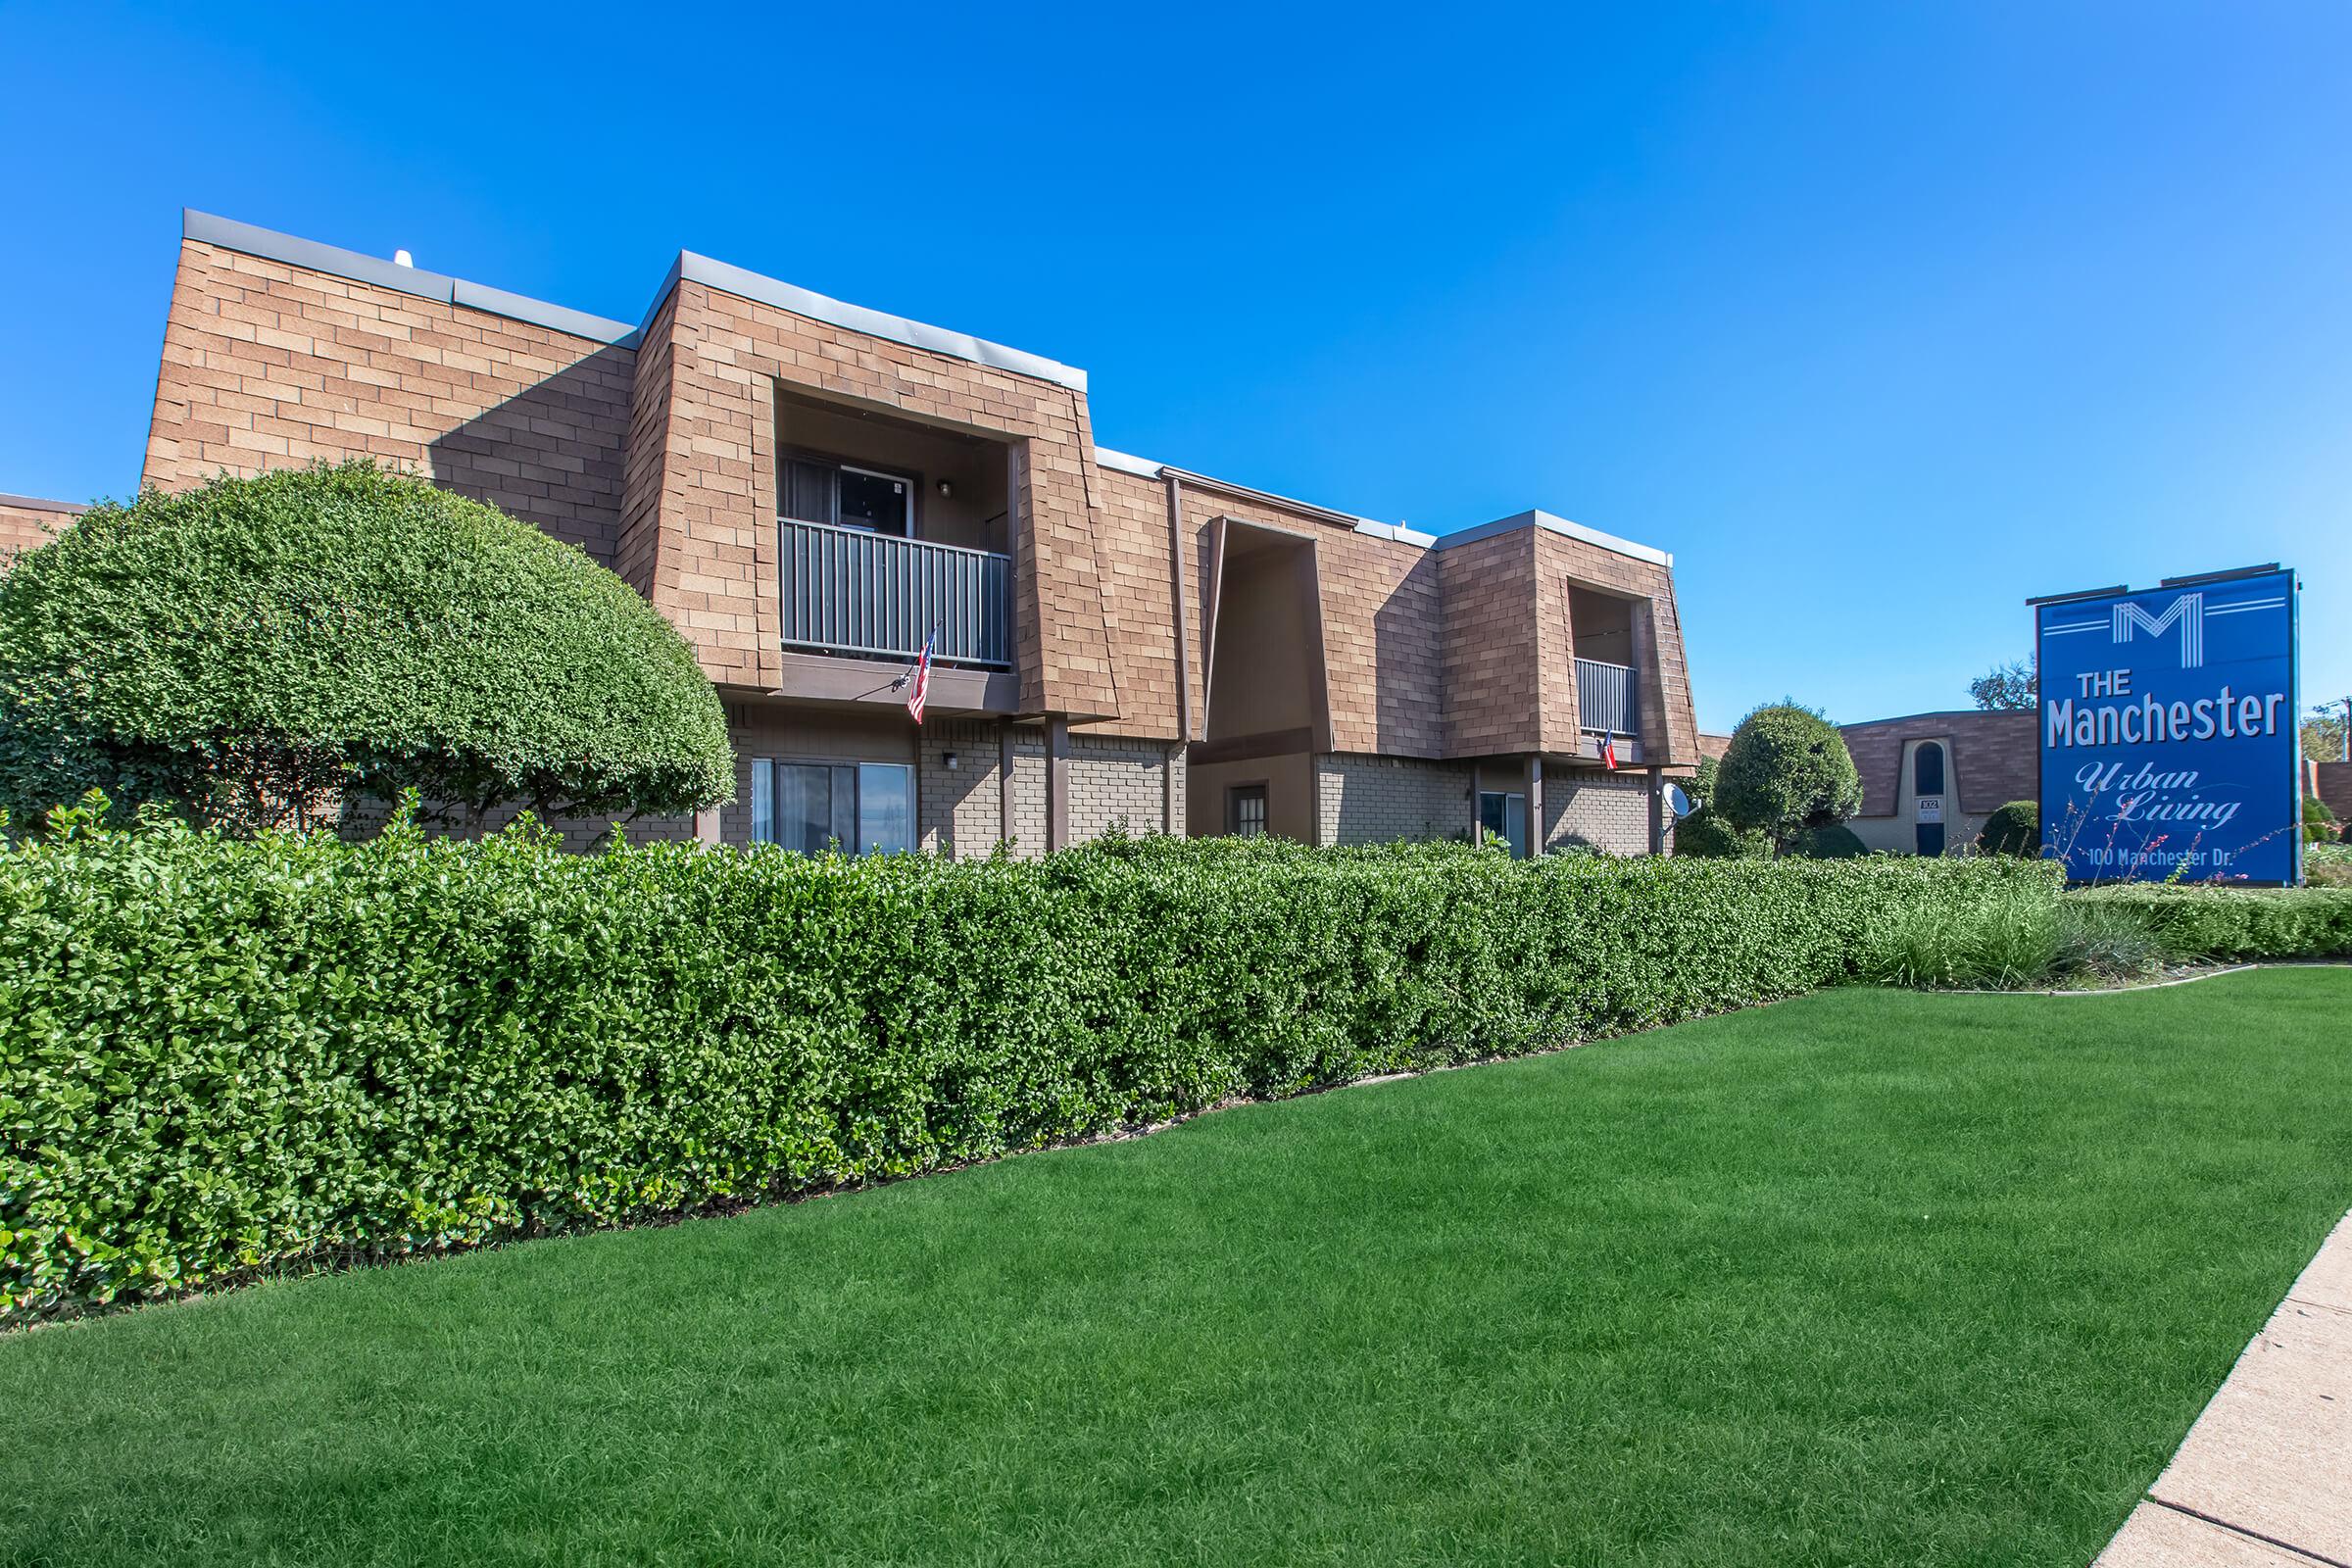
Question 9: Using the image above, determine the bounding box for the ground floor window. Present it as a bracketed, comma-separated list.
[1479, 790, 1529, 858]
[1227, 783, 1268, 838]
[750, 759, 913, 855]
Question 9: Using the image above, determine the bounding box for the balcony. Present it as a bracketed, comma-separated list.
[778, 517, 1011, 668]
[1575, 657, 1640, 737]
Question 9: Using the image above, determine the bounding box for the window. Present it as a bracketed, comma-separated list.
[1479, 790, 1530, 858]
[781, 453, 913, 537]
[1916, 822, 1946, 857]
[750, 760, 913, 855]
[1913, 741, 1946, 798]
[1227, 784, 1268, 838]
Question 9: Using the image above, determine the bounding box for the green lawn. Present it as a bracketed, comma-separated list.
[5, 970, 2348, 1567]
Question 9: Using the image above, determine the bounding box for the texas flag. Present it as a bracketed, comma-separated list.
[1600, 732, 1618, 770]
[905, 629, 936, 725]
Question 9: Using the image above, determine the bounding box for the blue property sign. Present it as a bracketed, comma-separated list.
[2034, 566, 2301, 884]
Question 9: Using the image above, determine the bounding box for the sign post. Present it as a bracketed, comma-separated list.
[2033, 565, 2301, 885]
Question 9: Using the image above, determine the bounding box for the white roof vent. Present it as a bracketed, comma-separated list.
[392, 249, 414, 269]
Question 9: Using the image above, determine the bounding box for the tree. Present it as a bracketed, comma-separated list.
[1714, 703, 1863, 856]
[1671, 756, 1770, 858]
[2304, 701, 2349, 764]
[0, 462, 734, 833]
[1970, 655, 2036, 711]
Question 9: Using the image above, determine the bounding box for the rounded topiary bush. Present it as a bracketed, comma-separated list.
[1792, 823, 1869, 858]
[1671, 757, 1770, 858]
[1978, 800, 2041, 857]
[1715, 703, 1863, 855]
[2303, 794, 2340, 844]
[0, 462, 733, 831]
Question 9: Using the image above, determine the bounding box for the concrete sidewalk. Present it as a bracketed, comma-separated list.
[2095, 1211, 2352, 1567]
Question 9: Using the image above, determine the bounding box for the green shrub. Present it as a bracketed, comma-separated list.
[1715, 704, 1863, 855]
[2309, 843, 2352, 888]
[0, 816, 2055, 1321]
[2303, 794, 2340, 844]
[1792, 823, 1868, 859]
[1672, 757, 1769, 858]
[1978, 800, 2040, 858]
[0, 463, 732, 832]
[2068, 885, 2352, 960]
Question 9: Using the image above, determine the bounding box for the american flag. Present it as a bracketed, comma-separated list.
[1600, 731, 1618, 770]
[905, 628, 936, 725]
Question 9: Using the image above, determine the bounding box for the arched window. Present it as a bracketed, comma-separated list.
[1913, 741, 1946, 798]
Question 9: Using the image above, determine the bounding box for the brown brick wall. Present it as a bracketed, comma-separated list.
[0, 498, 80, 561]
[143, 240, 633, 565]
[1532, 528, 1699, 766]
[631, 280, 1120, 713]
[1137, 474, 1446, 757]
[1842, 710, 2036, 816]
[1439, 529, 1542, 756]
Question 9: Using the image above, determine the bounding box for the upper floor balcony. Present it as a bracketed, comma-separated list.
[1574, 656, 1640, 737]
[779, 517, 1010, 668]
[771, 389, 1013, 671]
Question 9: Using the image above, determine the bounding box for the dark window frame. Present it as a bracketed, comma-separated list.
[750, 755, 917, 856]
[1226, 781, 1270, 838]
[777, 444, 922, 539]
[1913, 740, 1947, 799]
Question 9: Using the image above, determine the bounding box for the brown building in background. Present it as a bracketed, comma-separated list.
[58, 210, 1709, 856]
[1839, 710, 2036, 855]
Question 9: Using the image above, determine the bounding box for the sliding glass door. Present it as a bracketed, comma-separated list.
[750, 760, 913, 855]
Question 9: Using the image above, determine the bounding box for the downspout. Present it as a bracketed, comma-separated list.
[1166, 471, 1194, 834]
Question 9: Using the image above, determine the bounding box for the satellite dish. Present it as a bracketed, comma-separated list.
[1665, 783, 1695, 820]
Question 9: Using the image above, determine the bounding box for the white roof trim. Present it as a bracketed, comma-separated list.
[1439, 509, 1673, 566]
[667, 252, 1087, 392]
[1093, 447, 1163, 478]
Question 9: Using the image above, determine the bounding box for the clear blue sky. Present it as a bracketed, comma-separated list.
[5, 2, 2348, 733]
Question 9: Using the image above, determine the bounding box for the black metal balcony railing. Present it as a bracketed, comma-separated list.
[1575, 657, 1640, 737]
[777, 517, 1011, 668]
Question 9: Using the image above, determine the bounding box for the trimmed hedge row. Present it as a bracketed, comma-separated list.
[2070, 885, 2352, 960]
[2, 820, 2056, 1320]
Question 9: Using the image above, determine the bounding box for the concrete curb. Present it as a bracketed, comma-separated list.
[2094, 1210, 2352, 1566]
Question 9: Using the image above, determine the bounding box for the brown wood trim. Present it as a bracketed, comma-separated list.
[1524, 754, 1544, 858]
[1646, 764, 1666, 856]
[770, 649, 1018, 715]
[1189, 726, 1317, 768]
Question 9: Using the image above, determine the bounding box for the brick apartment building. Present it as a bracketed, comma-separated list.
[31, 210, 1706, 857]
[1838, 710, 2036, 855]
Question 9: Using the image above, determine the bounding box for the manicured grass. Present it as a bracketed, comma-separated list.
[4, 971, 2348, 1566]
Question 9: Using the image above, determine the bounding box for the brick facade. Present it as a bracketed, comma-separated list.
[1540, 769, 1654, 855]
[0, 496, 82, 560]
[1316, 753, 1473, 845]
[107, 212, 1709, 858]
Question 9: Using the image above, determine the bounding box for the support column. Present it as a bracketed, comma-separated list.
[1646, 764, 1666, 857]
[1163, 741, 1182, 835]
[1047, 717, 1070, 852]
[999, 723, 1015, 851]
[1469, 760, 1484, 846]
[1524, 754, 1544, 859]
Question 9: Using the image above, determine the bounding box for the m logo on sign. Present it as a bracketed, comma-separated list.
[2110, 592, 2204, 668]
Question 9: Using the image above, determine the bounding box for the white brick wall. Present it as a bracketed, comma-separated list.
[1316, 753, 1474, 845]
[1543, 769, 1653, 855]
[1068, 733, 1176, 841]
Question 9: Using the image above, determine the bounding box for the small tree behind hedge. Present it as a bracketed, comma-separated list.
[1715, 704, 1863, 856]
[1978, 800, 2040, 857]
[0, 463, 733, 831]
[1672, 756, 1770, 858]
